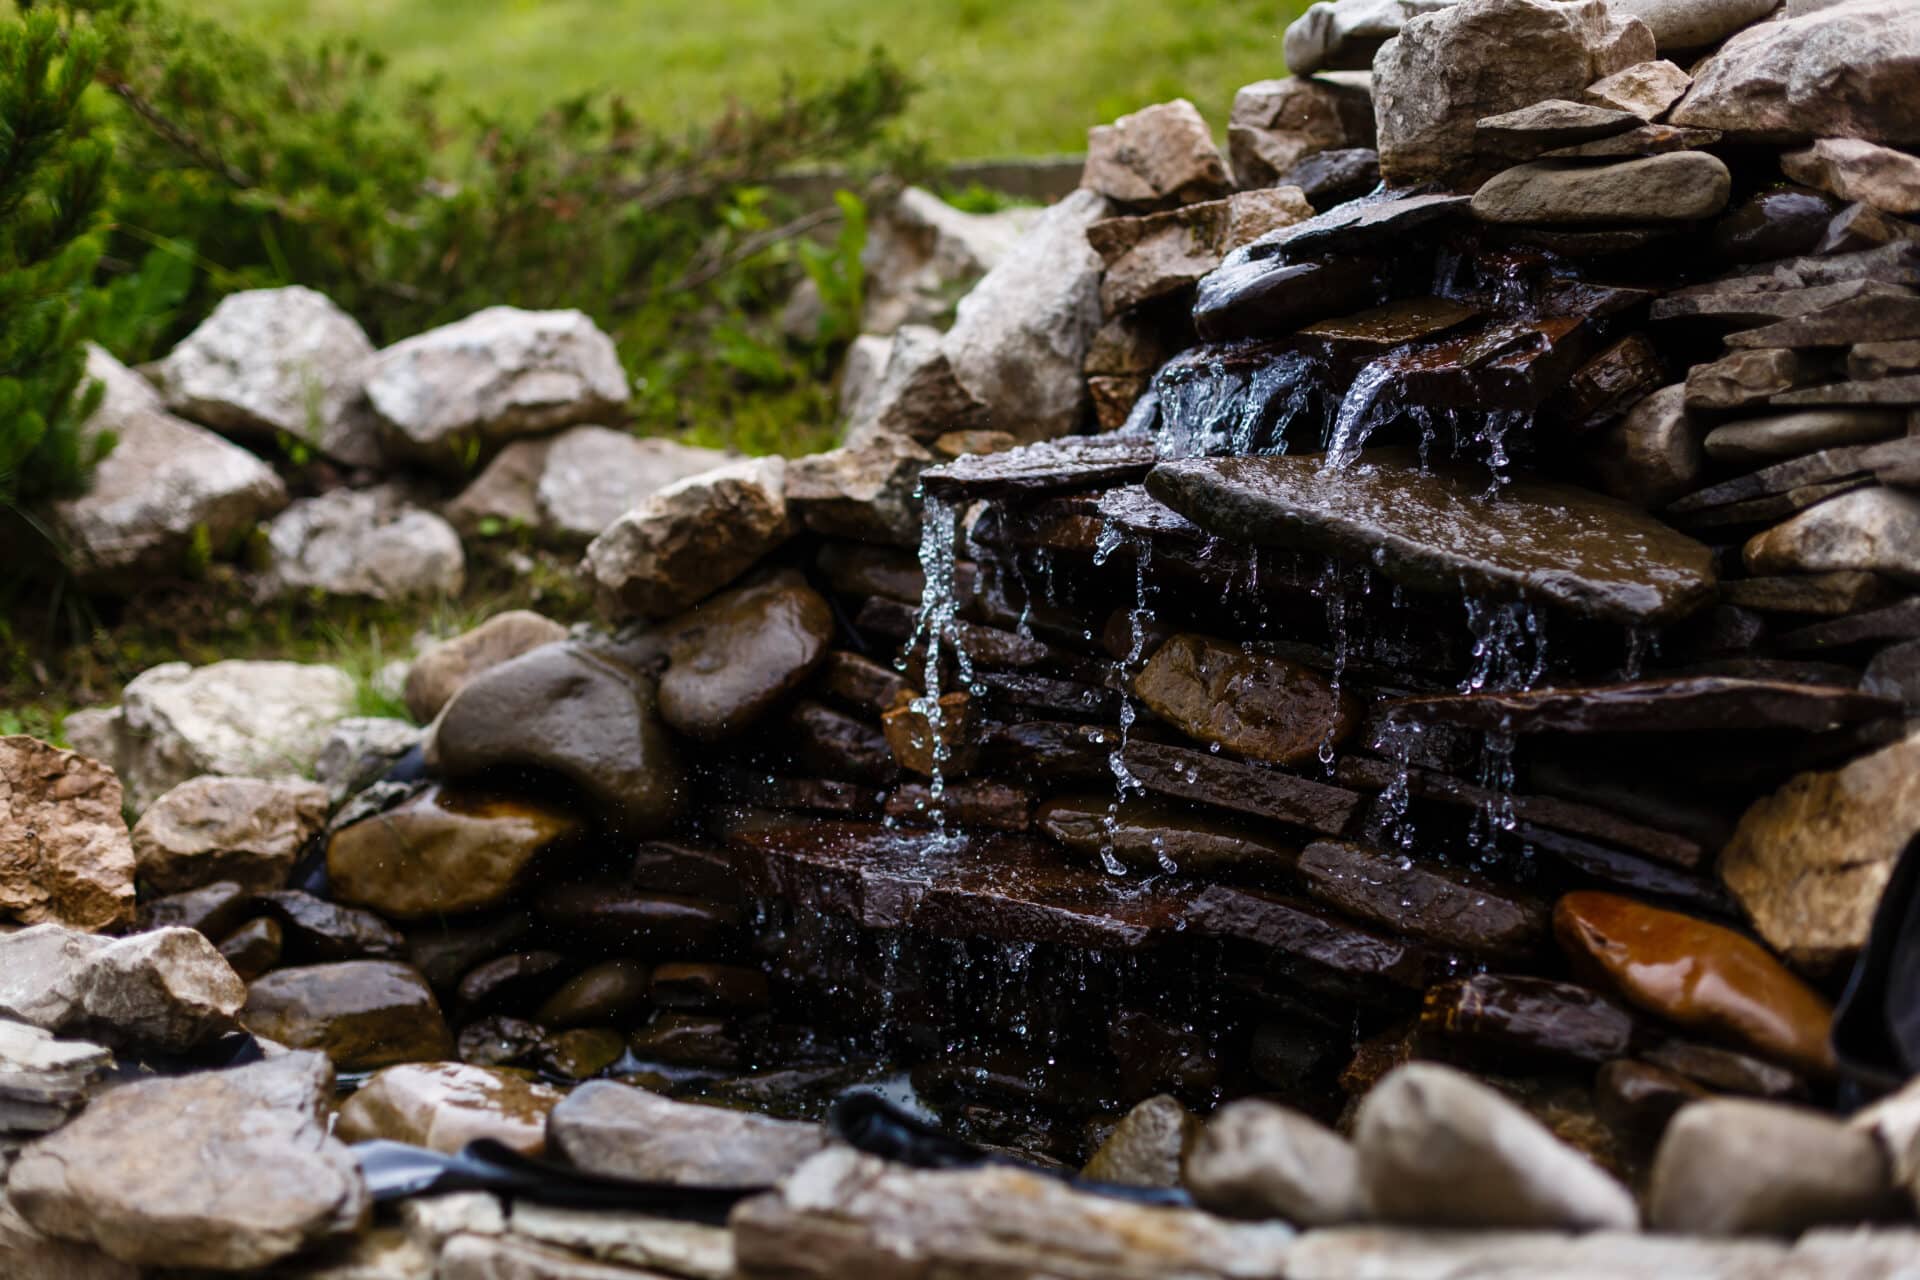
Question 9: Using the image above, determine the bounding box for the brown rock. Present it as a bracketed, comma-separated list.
[0, 736, 135, 931]
[784, 434, 935, 547]
[241, 961, 453, 1070]
[1082, 1094, 1197, 1189]
[1422, 974, 1638, 1065]
[1470, 152, 1731, 225]
[404, 611, 568, 723]
[1037, 794, 1297, 875]
[1584, 384, 1706, 507]
[1720, 728, 1920, 972]
[1475, 99, 1642, 156]
[1686, 349, 1815, 411]
[657, 573, 834, 742]
[1743, 487, 1920, 579]
[1554, 891, 1835, 1074]
[650, 963, 769, 1012]
[1703, 409, 1906, 464]
[1301, 839, 1548, 956]
[1131, 632, 1352, 766]
[1089, 188, 1314, 315]
[129, 775, 328, 895]
[218, 916, 283, 981]
[0, 924, 245, 1052]
[1783, 139, 1920, 216]
[550, 1081, 829, 1183]
[1082, 99, 1231, 210]
[535, 959, 652, 1028]
[1227, 74, 1376, 188]
[538, 1027, 627, 1080]
[255, 889, 407, 962]
[1583, 59, 1690, 120]
[137, 879, 253, 937]
[335, 1062, 563, 1156]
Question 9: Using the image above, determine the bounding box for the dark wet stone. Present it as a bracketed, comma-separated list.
[455, 951, 571, 1019]
[241, 960, 451, 1069]
[1653, 277, 1910, 327]
[533, 959, 652, 1028]
[1519, 825, 1735, 914]
[856, 598, 1078, 674]
[1421, 974, 1637, 1066]
[1821, 203, 1920, 255]
[533, 884, 741, 956]
[1595, 1059, 1706, 1141]
[885, 780, 1034, 831]
[1130, 633, 1353, 766]
[1550, 334, 1666, 433]
[784, 701, 898, 785]
[918, 433, 1158, 503]
[1299, 840, 1549, 957]
[1581, 383, 1705, 509]
[811, 651, 915, 718]
[1864, 638, 1920, 710]
[217, 917, 282, 982]
[1555, 891, 1836, 1077]
[1671, 479, 1876, 534]
[1149, 452, 1717, 625]
[1475, 99, 1640, 156]
[628, 1013, 742, 1069]
[1277, 147, 1381, 210]
[1540, 124, 1722, 159]
[1780, 596, 1920, 652]
[630, 840, 741, 901]
[880, 691, 980, 779]
[1111, 1009, 1225, 1100]
[981, 720, 1122, 785]
[253, 890, 405, 963]
[651, 962, 770, 1012]
[405, 911, 534, 992]
[1297, 297, 1482, 356]
[1193, 255, 1385, 343]
[1248, 191, 1472, 261]
[1641, 1038, 1807, 1100]
[657, 573, 833, 743]
[1187, 884, 1431, 993]
[1037, 794, 1296, 875]
[1712, 186, 1844, 265]
[1121, 739, 1361, 835]
[817, 542, 940, 605]
[1387, 317, 1597, 411]
[1728, 292, 1920, 351]
[712, 770, 882, 817]
[914, 1048, 1120, 1115]
[973, 670, 1117, 720]
[537, 1027, 625, 1080]
[1505, 226, 1684, 257]
[1388, 675, 1894, 736]
[136, 880, 252, 939]
[456, 1015, 544, 1067]
[432, 639, 685, 833]
[1667, 435, 1920, 514]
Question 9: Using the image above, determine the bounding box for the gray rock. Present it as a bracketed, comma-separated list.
[1704, 408, 1906, 464]
[539, 427, 730, 542]
[396, 1192, 505, 1250]
[509, 1202, 733, 1280]
[1670, 0, 1920, 145]
[0, 1021, 111, 1135]
[1082, 99, 1230, 210]
[842, 324, 990, 447]
[7, 1052, 367, 1271]
[263, 486, 465, 601]
[1471, 151, 1731, 225]
[1545, 122, 1723, 158]
[1744, 486, 1920, 578]
[130, 775, 330, 894]
[1609, 0, 1783, 51]
[313, 717, 422, 804]
[582, 456, 791, 620]
[944, 187, 1111, 443]
[405, 610, 567, 723]
[108, 659, 357, 811]
[1865, 638, 1920, 709]
[1082, 1094, 1197, 1189]
[157, 286, 380, 467]
[1584, 59, 1692, 118]
[1650, 1099, 1898, 1235]
[785, 433, 936, 547]
[1853, 340, 1920, 379]
[861, 186, 1040, 335]
[1372, 0, 1654, 185]
[1284, 0, 1458, 76]
[1090, 188, 1315, 315]
[836, 333, 893, 424]
[367, 307, 628, 471]
[51, 346, 288, 586]
[1475, 99, 1642, 155]
[1354, 1063, 1639, 1230]
[1686, 348, 1815, 410]
[1183, 1099, 1368, 1226]
[1583, 383, 1707, 507]
[1227, 74, 1376, 188]
[548, 1081, 829, 1184]
[1783, 139, 1920, 215]
[0, 737, 135, 932]
[1728, 292, 1920, 350]
[0, 924, 244, 1052]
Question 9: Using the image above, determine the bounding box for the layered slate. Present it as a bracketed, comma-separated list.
[1147, 451, 1717, 624]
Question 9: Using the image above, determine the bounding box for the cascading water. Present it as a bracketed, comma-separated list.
[903, 493, 977, 840]
[1458, 593, 1549, 863]
[1092, 523, 1161, 876]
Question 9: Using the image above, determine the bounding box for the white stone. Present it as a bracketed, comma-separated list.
[533, 426, 731, 543]
[263, 486, 466, 601]
[861, 187, 1040, 335]
[1607, 0, 1782, 51]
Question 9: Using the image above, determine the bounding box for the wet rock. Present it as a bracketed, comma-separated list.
[431, 639, 685, 833]
[1720, 728, 1920, 972]
[1122, 739, 1362, 835]
[52, 346, 288, 585]
[1554, 891, 1835, 1074]
[157, 286, 379, 467]
[785, 433, 935, 546]
[0, 738, 134, 931]
[1710, 186, 1842, 264]
[731, 1147, 1296, 1280]
[1355, 1063, 1639, 1230]
[0, 1021, 111, 1134]
[129, 775, 328, 895]
[1686, 348, 1814, 411]
[336, 1061, 562, 1156]
[920, 432, 1157, 504]
[1130, 632, 1352, 766]
[457, 1016, 545, 1068]
[1585, 383, 1706, 507]
[1670, 0, 1920, 145]
[314, 716, 421, 805]
[1277, 148, 1384, 209]
[217, 916, 282, 981]
[1149, 452, 1717, 625]
[887, 780, 1033, 831]
[264, 485, 465, 601]
[404, 611, 566, 724]
[1475, 99, 1640, 156]
[367, 307, 627, 472]
[1037, 794, 1296, 875]
[651, 963, 769, 1012]
[1188, 885, 1429, 993]
[1705, 408, 1905, 464]
[1744, 487, 1920, 580]
[506, 1202, 733, 1280]
[1193, 254, 1386, 343]
[1227, 74, 1376, 189]
[628, 1012, 741, 1068]
[551, 1080, 829, 1182]
[1080, 1094, 1196, 1189]
[534, 959, 651, 1028]
[256, 889, 407, 963]
[0, 924, 243, 1052]
[1082, 99, 1230, 210]
[1596, 1059, 1707, 1140]
[1782, 139, 1920, 216]
[1611, 0, 1782, 50]
[1389, 675, 1889, 736]
[1650, 1099, 1899, 1234]
[538, 1027, 626, 1080]
[1090, 189, 1313, 315]
[1584, 59, 1691, 118]
[1372, 0, 1654, 186]
[583, 455, 791, 620]
[8, 1052, 365, 1270]
[786, 701, 897, 785]
[533, 884, 739, 955]
[241, 961, 452, 1069]
[1301, 840, 1548, 956]
[1642, 1040, 1809, 1099]
[1722, 571, 1895, 615]
[1422, 974, 1637, 1065]
[657, 574, 833, 742]
[945, 187, 1110, 443]
[137, 880, 253, 939]
[456, 951, 571, 1019]
[327, 785, 580, 920]
[1472, 151, 1730, 225]
[1183, 1099, 1367, 1225]
[1285, 0, 1457, 76]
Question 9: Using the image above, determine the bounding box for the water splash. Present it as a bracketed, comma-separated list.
[903, 495, 977, 836]
[1323, 355, 1405, 471]
[1101, 534, 1159, 877]
[1458, 594, 1548, 859]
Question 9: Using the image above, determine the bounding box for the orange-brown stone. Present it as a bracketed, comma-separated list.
[1131, 633, 1353, 766]
[1553, 890, 1835, 1077]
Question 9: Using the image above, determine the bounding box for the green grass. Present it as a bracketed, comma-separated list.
[192, 0, 1306, 160]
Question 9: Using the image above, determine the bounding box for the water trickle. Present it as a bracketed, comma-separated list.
[1458, 593, 1549, 859]
[1101, 533, 1157, 877]
[1323, 353, 1405, 471]
[1151, 346, 1327, 459]
[905, 495, 976, 836]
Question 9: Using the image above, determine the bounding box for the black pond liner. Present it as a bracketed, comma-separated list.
[1833, 831, 1920, 1102]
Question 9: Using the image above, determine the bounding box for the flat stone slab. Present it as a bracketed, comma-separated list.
[1147, 452, 1717, 624]
[1728, 292, 1920, 350]
[918, 433, 1158, 503]
[1120, 740, 1362, 835]
[1668, 436, 1920, 514]
[1384, 676, 1896, 735]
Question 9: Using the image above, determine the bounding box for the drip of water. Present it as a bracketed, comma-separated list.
[1621, 625, 1655, 680]
[1323, 355, 1404, 471]
[1458, 594, 1549, 861]
[1101, 534, 1156, 877]
[1318, 560, 1355, 766]
[904, 495, 976, 836]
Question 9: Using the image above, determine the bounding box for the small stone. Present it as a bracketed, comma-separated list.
[1227, 74, 1376, 189]
[535, 960, 652, 1028]
[455, 952, 570, 1020]
[263, 487, 465, 602]
[1131, 632, 1353, 766]
[1744, 487, 1920, 579]
[656, 573, 834, 742]
[0, 924, 244, 1052]
[256, 890, 407, 963]
[1082, 1094, 1197, 1189]
[1542, 123, 1723, 158]
[1609, 0, 1784, 51]
[1584, 383, 1706, 507]
[240, 961, 452, 1070]
[218, 917, 283, 982]
[1472, 152, 1731, 225]
[1354, 1063, 1640, 1230]
[457, 1016, 544, 1069]
[1584, 59, 1691, 119]
[1475, 98, 1641, 155]
[1722, 571, 1895, 615]
[130, 775, 328, 895]
[1783, 139, 1920, 215]
[1554, 891, 1835, 1074]
[335, 1061, 563, 1155]
[0, 737, 134, 931]
[537, 1027, 626, 1080]
[5, 1052, 366, 1271]
[1686, 348, 1814, 411]
[1650, 1099, 1899, 1235]
[1422, 974, 1638, 1065]
[548, 1081, 830, 1183]
[533, 885, 739, 956]
[1596, 1059, 1707, 1140]
[404, 611, 566, 724]
[1705, 409, 1906, 464]
[785, 433, 936, 546]
[583, 456, 791, 620]
[1183, 1099, 1368, 1225]
[1037, 794, 1295, 875]
[1082, 99, 1230, 210]
[627, 1013, 741, 1069]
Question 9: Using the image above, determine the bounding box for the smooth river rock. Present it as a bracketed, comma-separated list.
[130, 774, 329, 895]
[1472, 152, 1730, 225]
[1650, 1099, 1899, 1235]
[1083, 1094, 1197, 1189]
[336, 1062, 564, 1156]
[404, 610, 568, 723]
[1183, 1099, 1368, 1226]
[1130, 632, 1353, 766]
[1744, 487, 1920, 580]
[0, 737, 135, 931]
[1147, 452, 1717, 624]
[657, 574, 834, 741]
[240, 961, 452, 1069]
[549, 1081, 829, 1184]
[1783, 139, 1920, 215]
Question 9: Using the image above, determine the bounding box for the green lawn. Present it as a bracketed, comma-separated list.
[194, 0, 1306, 159]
